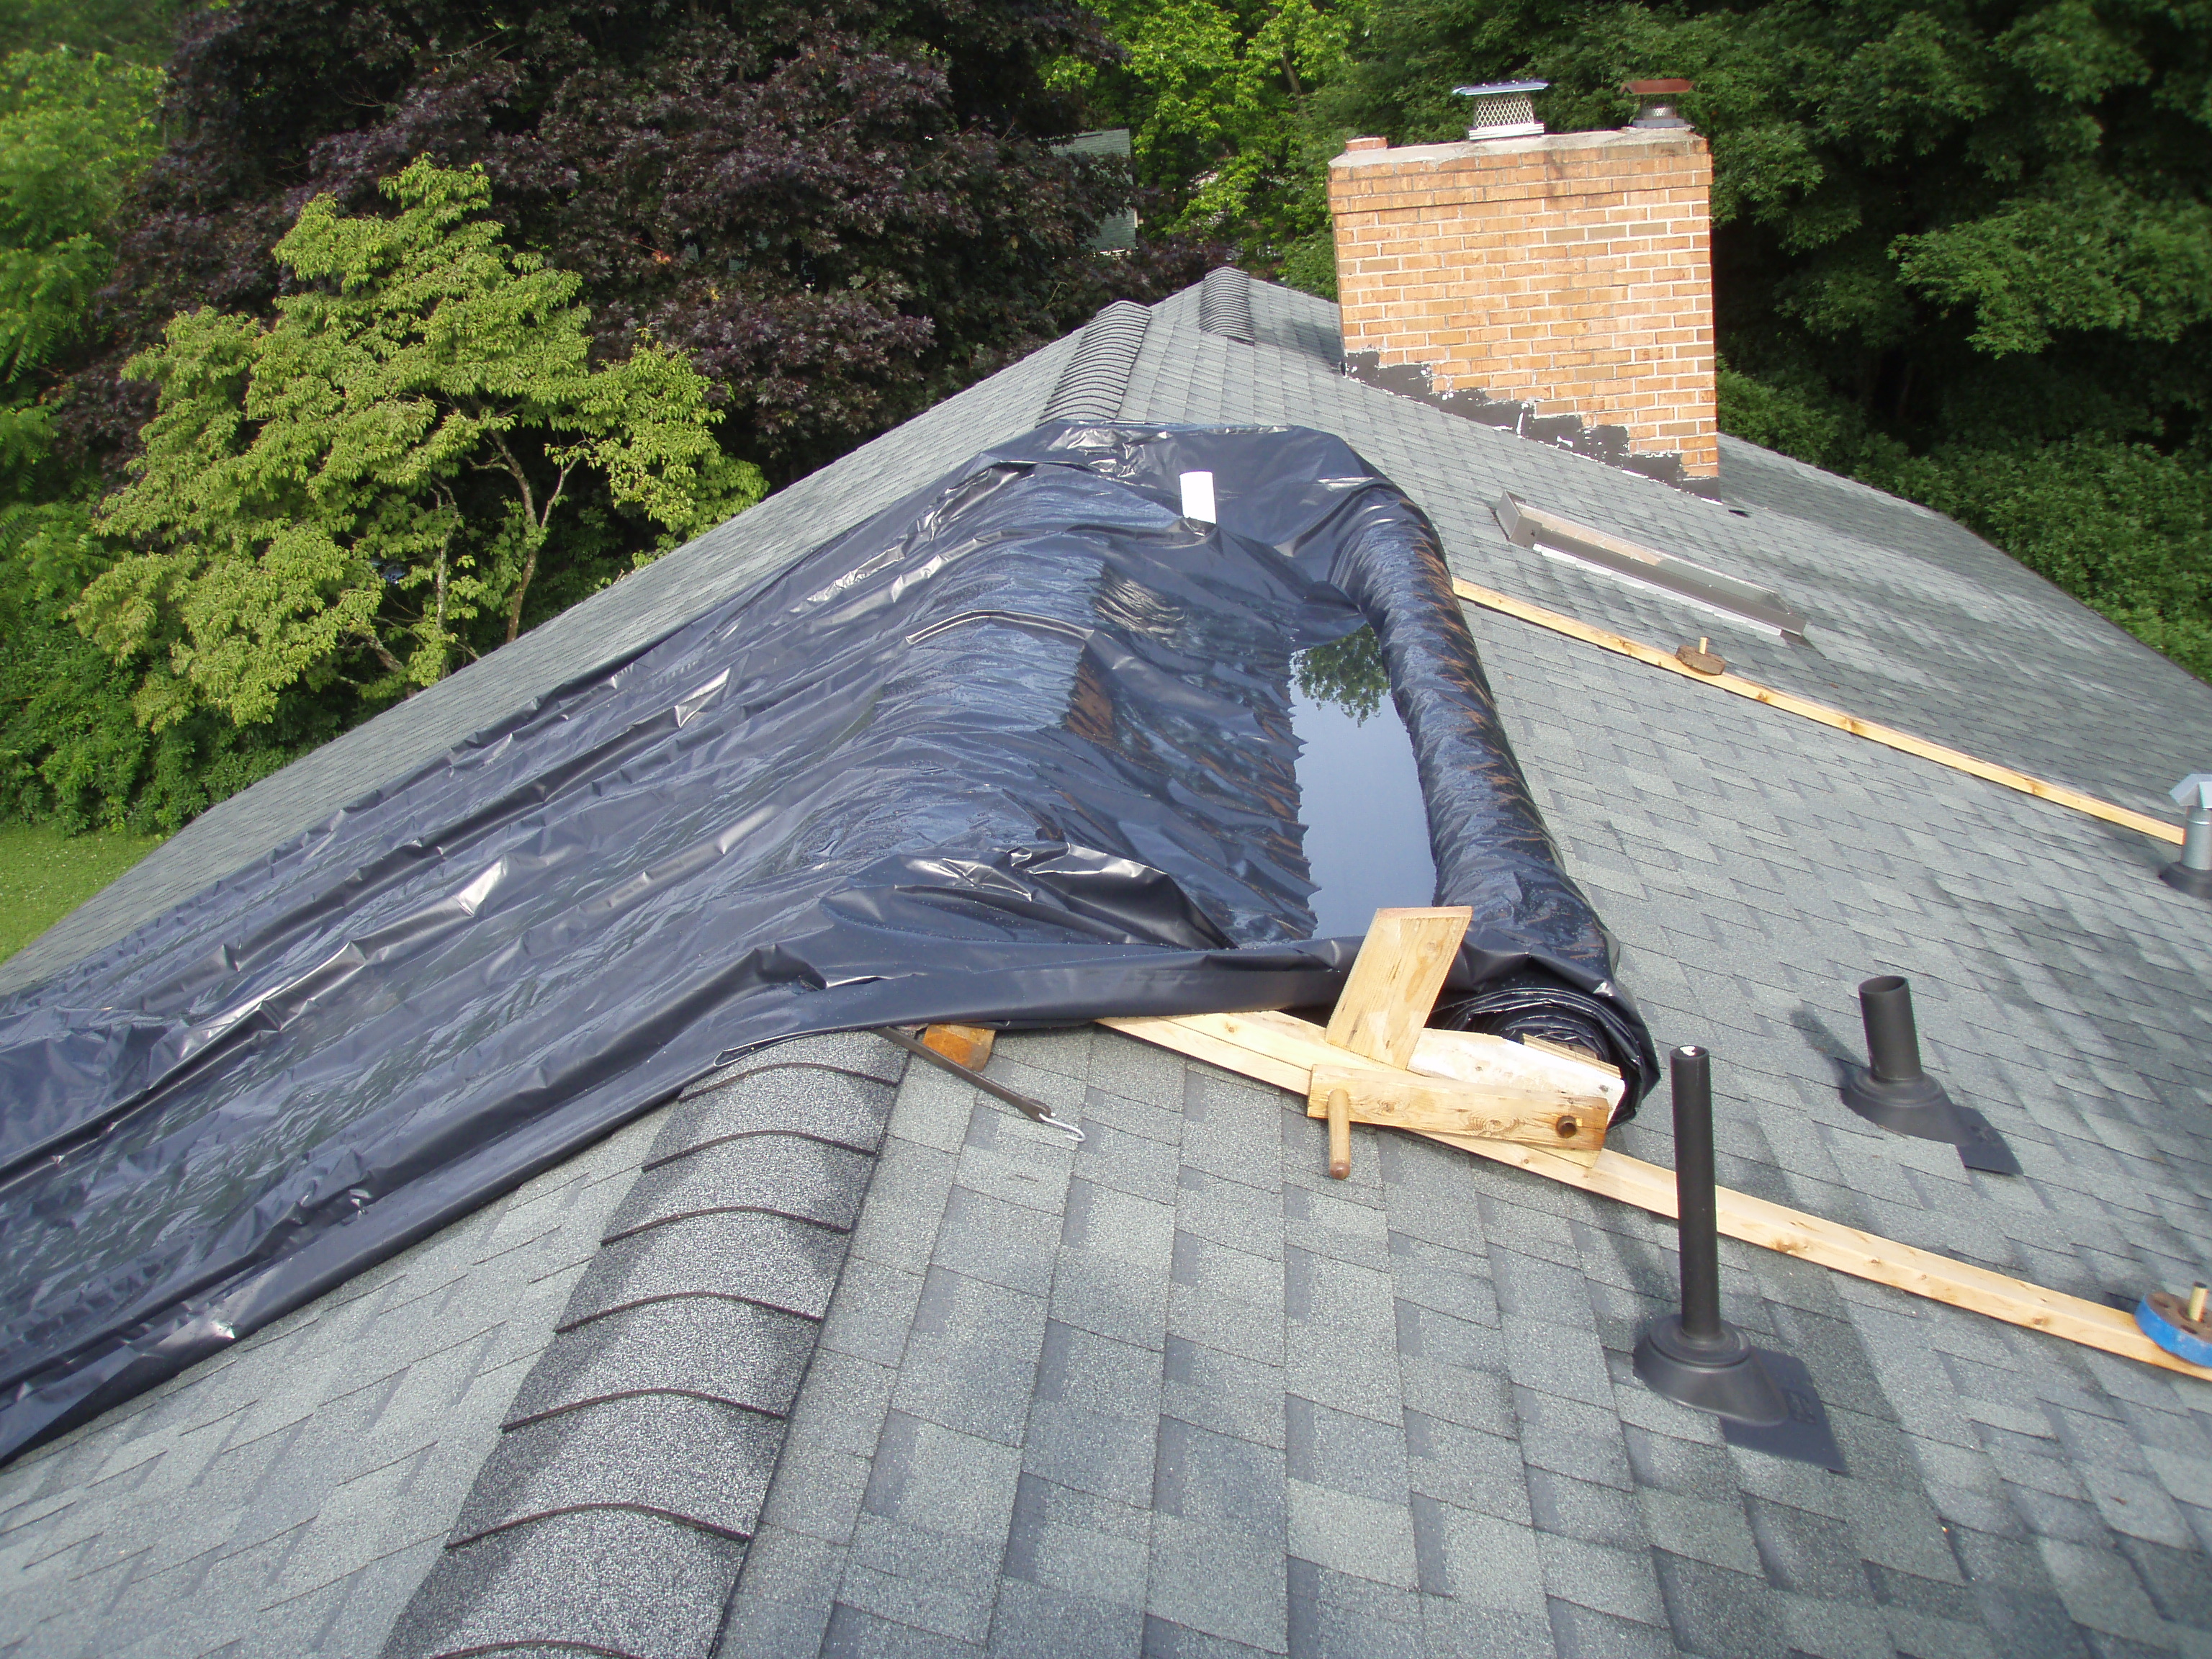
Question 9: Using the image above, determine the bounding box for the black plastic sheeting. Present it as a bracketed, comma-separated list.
[0, 424, 1654, 1462]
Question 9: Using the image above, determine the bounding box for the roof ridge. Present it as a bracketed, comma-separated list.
[1197, 266, 1256, 343]
[1040, 300, 1151, 422]
[377, 1035, 909, 1659]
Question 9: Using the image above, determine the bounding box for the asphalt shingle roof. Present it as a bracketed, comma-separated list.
[5, 274, 2211, 1659]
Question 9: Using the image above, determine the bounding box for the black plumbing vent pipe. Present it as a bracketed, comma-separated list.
[1633, 1046, 1845, 1470]
[1840, 976, 2018, 1174]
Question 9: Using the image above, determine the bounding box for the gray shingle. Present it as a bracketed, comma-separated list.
[715, 1524, 848, 1658]
[991, 1578, 1148, 1658]
[449, 1393, 784, 1545]
[889, 1268, 1048, 1447]
[658, 1060, 900, 1158]
[841, 1511, 1007, 1645]
[504, 1295, 820, 1426]
[1544, 1596, 1676, 1659]
[935, 1184, 1064, 1299]
[387, 1034, 899, 1654]
[1144, 1516, 1289, 1654]
[604, 1131, 877, 1240]
[1153, 1418, 1285, 1539]
[1650, 1550, 1786, 1659]
[383, 1508, 745, 1659]
[562, 1208, 854, 1325]
[0, 1112, 662, 1659]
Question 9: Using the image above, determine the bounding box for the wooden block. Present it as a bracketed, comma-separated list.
[922, 1024, 996, 1070]
[1413, 1028, 1625, 1108]
[1310, 1064, 1609, 1151]
[1521, 1034, 1622, 1079]
[1323, 907, 1472, 1067]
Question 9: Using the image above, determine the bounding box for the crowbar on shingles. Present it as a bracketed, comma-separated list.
[1449, 576, 2184, 848]
[878, 1025, 1085, 1141]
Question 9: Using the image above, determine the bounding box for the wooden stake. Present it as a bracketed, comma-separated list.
[1323, 907, 1472, 1066]
[1450, 577, 2183, 847]
[1310, 1064, 1608, 1151]
[1101, 1009, 2212, 1382]
[922, 1024, 996, 1070]
[1326, 1087, 1351, 1179]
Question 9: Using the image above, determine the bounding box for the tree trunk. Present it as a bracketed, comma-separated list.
[504, 531, 541, 644]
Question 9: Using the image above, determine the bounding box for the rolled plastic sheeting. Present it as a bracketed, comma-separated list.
[0, 423, 1655, 1462]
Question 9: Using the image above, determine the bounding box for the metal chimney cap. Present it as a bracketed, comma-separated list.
[1455, 81, 1547, 141]
[1626, 78, 1694, 129]
[2170, 773, 2212, 809]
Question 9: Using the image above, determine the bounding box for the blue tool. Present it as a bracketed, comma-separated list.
[2136, 1285, 2212, 1368]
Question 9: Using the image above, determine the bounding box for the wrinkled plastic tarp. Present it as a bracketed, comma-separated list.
[0, 424, 1654, 1462]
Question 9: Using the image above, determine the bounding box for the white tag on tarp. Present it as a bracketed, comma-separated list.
[1179, 470, 1217, 524]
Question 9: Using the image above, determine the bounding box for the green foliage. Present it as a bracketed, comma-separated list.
[1294, 624, 1388, 721]
[1274, 0, 2212, 681]
[1083, 0, 1363, 259]
[1714, 360, 1864, 469]
[0, 500, 323, 832]
[4, 0, 1203, 842]
[1892, 174, 2212, 356]
[79, 159, 760, 732]
[0, 47, 175, 829]
[0, 0, 176, 63]
[0, 48, 157, 478]
[1316, 0, 2212, 444]
[1276, 227, 1339, 300]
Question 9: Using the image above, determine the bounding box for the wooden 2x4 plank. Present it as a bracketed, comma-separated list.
[1449, 576, 2182, 848]
[1102, 1010, 2212, 1382]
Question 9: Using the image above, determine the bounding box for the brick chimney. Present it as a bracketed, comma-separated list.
[1328, 125, 1717, 477]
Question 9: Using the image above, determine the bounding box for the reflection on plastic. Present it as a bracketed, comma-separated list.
[0, 423, 1655, 1464]
[1289, 680, 1436, 938]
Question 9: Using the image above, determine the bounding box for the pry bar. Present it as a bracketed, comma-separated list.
[877, 1026, 1085, 1141]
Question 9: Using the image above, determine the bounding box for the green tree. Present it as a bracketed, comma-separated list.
[1321, 0, 2211, 435]
[1294, 623, 1388, 720]
[1077, 0, 1362, 271]
[0, 0, 177, 63]
[1298, 0, 2212, 677]
[0, 46, 158, 493]
[79, 158, 760, 732]
[0, 46, 186, 832]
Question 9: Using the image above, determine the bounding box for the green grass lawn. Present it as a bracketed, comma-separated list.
[0, 822, 166, 965]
